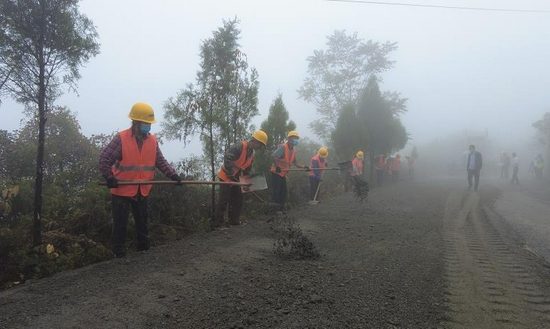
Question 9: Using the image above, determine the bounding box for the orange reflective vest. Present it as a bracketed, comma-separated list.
[390, 157, 401, 171]
[375, 156, 386, 171]
[351, 157, 363, 177]
[308, 154, 326, 178]
[110, 129, 157, 197]
[218, 141, 254, 182]
[271, 142, 296, 178]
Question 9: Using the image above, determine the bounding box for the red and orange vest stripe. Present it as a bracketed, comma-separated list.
[390, 157, 401, 171]
[218, 141, 254, 182]
[308, 154, 327, 178]
[375, 156, 386, 170]
[271, 142, 296, 177]
[351, 157, 363, 177]
[110, 129, 157, 197]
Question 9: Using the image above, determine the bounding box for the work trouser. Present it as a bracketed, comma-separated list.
[309, 177, 321, 201]
[467, 169, 480, 189]
[111, 194, 149, 255]
[214, 183, 243, 226]
[376, 169, 384, 187]
[391, 170, 399, 182]
[511, 166, 519, 184]
[271, 173, 287, 211]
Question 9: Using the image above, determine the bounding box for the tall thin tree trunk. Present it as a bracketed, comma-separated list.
[33, 2, 46, 247]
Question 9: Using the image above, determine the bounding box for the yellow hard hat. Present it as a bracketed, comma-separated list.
[357, 151, 364, 159]
[251, 130, 268, 146]
[318, 147, 328, 158]
[287, 130, 300, 139]
[128, 102, 156, 124]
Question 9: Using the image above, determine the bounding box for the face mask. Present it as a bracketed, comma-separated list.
[140, 123, 151, 134]
[292, 139, 299, 146]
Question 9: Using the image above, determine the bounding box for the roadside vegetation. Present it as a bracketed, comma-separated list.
[0, 2, 411, 289]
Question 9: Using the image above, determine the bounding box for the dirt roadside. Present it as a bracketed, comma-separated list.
[1, 179, 549, 328]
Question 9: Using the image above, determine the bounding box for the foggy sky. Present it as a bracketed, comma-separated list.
[2, 0, 549, 162]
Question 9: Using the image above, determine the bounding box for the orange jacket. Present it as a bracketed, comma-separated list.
[351, 157, 363, 177]
[308, 154, 327, 179]
[110, 129, 157, 197]
[375, 155, 386, 170]
[390, 157, 401, 171]
[271, 142, 296, 177]
[218, 141, 254, 182]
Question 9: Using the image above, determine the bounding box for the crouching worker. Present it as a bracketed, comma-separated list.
[309, 147, 328, 203]
[213, 130, 268, 229]
[99, 102, 182, 258]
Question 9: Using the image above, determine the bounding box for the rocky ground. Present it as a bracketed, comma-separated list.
[1, 177, 550, 328]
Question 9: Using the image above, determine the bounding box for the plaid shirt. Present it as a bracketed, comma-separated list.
[99, 132, 177, 180]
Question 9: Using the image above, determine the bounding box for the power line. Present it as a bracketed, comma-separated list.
[325, 0, 550, 13]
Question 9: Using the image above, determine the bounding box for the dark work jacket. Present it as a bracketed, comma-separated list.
[467, 151, 483, 171]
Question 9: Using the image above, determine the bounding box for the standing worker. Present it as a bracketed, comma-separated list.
[99, 102, 182, 258]
[510, 152, 520, 184]
[501, 152, 511, 179]
[374, 154, 386, 187]
[271, 131, 309, 212]
[466, 144, 483, 191]
[309, 147, 328, 203]
[351, 151, 364, 178]
[213, 130, 268, 228]
[390, 154, 402, 182]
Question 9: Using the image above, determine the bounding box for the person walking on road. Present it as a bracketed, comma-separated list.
[308, 147, 328, 203]
[374, 154, 386, 187]
[99, 102, 182, 258]
[467, 144, 483, 191]
[214, 130, 268, 228]
[511, 152, 520, 184]
[534, 154, 544, 179]
[270, 131, 309, 212]
[501, 152, 511, 179]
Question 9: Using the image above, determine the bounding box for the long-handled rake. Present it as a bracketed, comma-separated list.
[308, 181, 322, 205]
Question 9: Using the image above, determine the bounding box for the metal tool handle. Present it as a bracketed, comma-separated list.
[99, 180, 251, 186]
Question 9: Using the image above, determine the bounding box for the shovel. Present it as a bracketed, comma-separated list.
[308, 181, 322, 205]
[238, 173, 268, 193]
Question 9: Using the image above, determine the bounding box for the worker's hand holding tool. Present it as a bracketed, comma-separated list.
[275, 167, 282, 173]
[106, 178, 118, 188]
[170, 174, 183, 186]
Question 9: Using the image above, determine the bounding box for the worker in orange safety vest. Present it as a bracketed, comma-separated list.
[270, 131, 309, 212]
[308, 147, 328, 202]
[374, 154, 386, 187]
[99, 102, 182, 258]
[351, 151, 364, 178]
[213, 130, 268, 228]
[390, 154, 402, 182]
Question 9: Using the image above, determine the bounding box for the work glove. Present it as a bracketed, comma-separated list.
[106, 177, 118, 188]
[275, 167, 282, 173]
[304, 166, 311, 172]
[170, 174, 183, 186]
